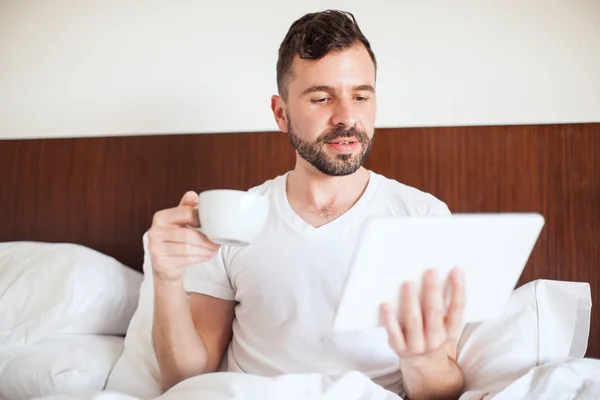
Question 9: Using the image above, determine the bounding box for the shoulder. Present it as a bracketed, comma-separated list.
[373, 171, 451, 216]
[246, 172, 288, 197]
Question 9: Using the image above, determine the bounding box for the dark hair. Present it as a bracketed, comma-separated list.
[276, 10, 377, 100]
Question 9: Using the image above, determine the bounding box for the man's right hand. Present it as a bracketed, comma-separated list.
[148, 191, 221, 282]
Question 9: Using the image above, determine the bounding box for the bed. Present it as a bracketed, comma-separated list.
[0, 123, 598, 399]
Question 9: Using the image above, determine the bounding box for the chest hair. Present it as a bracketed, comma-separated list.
[316, 204, 340, 221]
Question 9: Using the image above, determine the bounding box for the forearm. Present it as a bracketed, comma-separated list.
[152, 277, 208, 391]
[399, 356, 464, 400]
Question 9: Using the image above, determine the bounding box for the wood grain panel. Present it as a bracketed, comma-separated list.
[0, 123, 598, 357]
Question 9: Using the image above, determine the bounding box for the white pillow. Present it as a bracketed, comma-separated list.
[105, 233, 163, 398]
[0, 335, 124, 400]
[0, 241, 143, 348]
[106, 234, 219, 398]
[457, 279, 592, 399]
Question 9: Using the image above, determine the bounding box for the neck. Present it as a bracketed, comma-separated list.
[286, 160, 370, 210]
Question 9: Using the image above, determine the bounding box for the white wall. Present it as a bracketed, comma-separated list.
[1, 0, 599, 139]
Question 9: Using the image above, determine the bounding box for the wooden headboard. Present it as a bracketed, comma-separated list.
[1, 123, 598, 357]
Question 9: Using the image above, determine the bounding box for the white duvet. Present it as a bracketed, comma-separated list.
[461, 358, 600, 400]
[34, 358, 600, 400]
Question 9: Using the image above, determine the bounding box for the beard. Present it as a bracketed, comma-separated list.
[286, 115, 374, 177]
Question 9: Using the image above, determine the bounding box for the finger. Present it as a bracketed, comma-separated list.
[151, 242, 219, 258]
[445, 267, 466, 341]
[152, 205, 200, 228]
[149, 226, 221, 250]
[421, 269, 447, 350]
[399, 281, 425, 353]
[380, 303, 406, 355]
[179, 191, 199, 207]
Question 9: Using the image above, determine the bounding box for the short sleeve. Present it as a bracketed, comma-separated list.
[183, 248, 235, 301]
[430, 200, 452, 216]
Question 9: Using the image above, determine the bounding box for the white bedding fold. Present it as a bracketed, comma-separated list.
[35, 371, 401, 400]
[35, 358, 600, 400]
[490, 358, 600, 400]
[158, 371, 400, 400]
[460, 358, 600, 400]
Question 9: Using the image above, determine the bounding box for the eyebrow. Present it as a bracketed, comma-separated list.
[300, 84, 375, 96]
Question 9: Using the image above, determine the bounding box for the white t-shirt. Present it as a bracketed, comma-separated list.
[183, 170, 450, 393]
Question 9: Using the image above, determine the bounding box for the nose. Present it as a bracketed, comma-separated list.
[331, 98, 357, 128]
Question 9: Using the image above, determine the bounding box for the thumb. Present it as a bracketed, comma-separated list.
[179, 191, 199, 207]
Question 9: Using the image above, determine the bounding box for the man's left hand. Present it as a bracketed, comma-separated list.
[380, 267, 465, 362]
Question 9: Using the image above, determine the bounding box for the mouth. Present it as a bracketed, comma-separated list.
[325, 137, 357, 145]
[325, 138, 360, 153]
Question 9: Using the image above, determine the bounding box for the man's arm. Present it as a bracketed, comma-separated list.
[152, 279, 235, 392]
[381, 268, 466, 400]
[148, 190, 236, 392]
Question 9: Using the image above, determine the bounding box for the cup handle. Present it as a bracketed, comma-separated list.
[187, 205, 206, 235]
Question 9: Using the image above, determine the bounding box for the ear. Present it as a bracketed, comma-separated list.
[271, 95, 289, 133]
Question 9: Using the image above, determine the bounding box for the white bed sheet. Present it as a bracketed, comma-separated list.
[33, 358, 600, 400]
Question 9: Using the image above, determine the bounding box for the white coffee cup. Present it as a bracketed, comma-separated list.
[196, 189, 270, 246]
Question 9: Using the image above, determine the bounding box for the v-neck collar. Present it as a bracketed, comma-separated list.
[273, 170, 380, 238]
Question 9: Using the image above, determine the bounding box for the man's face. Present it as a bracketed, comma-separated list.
[273, 44, 377, 176]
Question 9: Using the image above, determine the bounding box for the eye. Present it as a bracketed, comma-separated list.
[311, 97, 329, 104]
[355, 95, 369, 102]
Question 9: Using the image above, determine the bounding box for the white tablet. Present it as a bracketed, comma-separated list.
[333, 213, 545, 332]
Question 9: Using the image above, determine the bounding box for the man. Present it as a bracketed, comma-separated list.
[149, 10, 466, 400]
